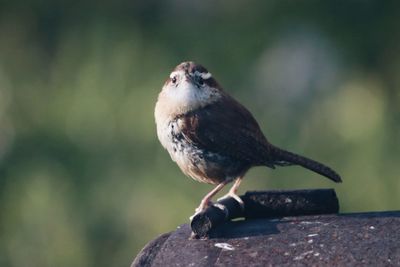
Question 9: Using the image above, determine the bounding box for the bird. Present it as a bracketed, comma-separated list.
[155, 61, 341, 217]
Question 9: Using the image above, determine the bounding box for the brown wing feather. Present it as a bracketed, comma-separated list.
[179, 95, 274, 167]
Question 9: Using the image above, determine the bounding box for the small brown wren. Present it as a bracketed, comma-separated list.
[155, 61, 341, 216]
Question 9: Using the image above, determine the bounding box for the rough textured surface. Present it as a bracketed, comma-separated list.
[132, 211, 400, 267]
[243, 189, 339, 219]
[191, 189, 339, 238]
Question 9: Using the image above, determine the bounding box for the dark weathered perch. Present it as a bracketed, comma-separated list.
[132, 211, 400, 267]
[191, 189, 339, 238]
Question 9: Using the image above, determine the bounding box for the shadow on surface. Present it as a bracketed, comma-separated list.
[209, 218, 283, 239]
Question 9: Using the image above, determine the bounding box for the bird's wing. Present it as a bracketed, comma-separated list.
[179, 95, 273, 166]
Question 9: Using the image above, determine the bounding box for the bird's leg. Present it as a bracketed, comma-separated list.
[196, 182, 227, 213]
[217, 177, 244, 210]
[190, 182, 227, 220]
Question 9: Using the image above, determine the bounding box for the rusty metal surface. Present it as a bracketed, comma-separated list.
[133, 211, 400, 266]
[191, 189, 339, 238]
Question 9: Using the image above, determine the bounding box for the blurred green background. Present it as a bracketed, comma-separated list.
[0, 1, 399, 266]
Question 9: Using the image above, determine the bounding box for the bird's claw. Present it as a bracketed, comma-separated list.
[189, 201, 214, 221]
[217, 193, 245, 211]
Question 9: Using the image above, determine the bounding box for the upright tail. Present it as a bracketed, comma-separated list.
[269, 145, 342, 183]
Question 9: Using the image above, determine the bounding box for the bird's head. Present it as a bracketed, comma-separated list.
[158, 61, 222, 114]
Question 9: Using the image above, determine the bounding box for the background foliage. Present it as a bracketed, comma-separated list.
[0, 1, 399, 266]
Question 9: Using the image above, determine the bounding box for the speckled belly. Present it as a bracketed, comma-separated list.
[166, 120, 249, 184]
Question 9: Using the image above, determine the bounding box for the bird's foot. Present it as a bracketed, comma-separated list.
[189, 201, 213, 221]
[217, 192, 245, 211]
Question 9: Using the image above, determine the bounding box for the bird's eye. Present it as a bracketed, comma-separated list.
[171, 76, 177, 84]
[198, 77, 204, 86]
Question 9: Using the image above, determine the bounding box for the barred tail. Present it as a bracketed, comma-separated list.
[270, 146, 342, 183]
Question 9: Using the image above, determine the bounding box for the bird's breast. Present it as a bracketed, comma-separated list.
[156, 116, 229, 184]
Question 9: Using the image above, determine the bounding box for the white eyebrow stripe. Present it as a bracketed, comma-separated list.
[194, 71, 212, 79]
[200, 72, 212, 79]
[169, 71, 184, 79]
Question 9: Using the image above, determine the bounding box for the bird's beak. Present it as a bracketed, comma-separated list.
[184, 73, 196, 86]
[186, 73, 202, 87]
[185, 72, 193, 82]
